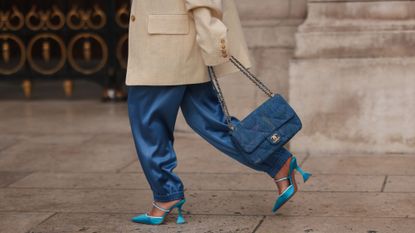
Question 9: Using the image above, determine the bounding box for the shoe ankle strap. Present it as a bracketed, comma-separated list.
[152, 201, 170, 213]
[274, 177, 289, 183]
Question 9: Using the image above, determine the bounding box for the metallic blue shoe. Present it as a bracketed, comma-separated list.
[131, 198, 186, 225]
[272, 156, 311, 213]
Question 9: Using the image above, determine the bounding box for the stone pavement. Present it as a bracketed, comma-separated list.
[0, 100, 414, 233]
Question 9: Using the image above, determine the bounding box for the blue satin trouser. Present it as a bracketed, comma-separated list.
[127, 80, 292, 202]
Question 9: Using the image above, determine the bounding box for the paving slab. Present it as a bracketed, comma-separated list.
[0, 142, 136, 172]
[185, 191, 415, 218]
[9, 172, 149, 190]
[0, 188, 154, 213]
[10, 172, 269, 190]
[10, 172, 385, 193]
[0, 212, 54, 233]
[1, 189, 414, 217]
[22, 133, 96, 145]
[30, 213, 262, 233]
[0, 172, 30, 187]
[295, 174, 385, 192]
[384, 175, 415, 193]
[0, 135, 18, 152]
[256, 216, 415, 233]
[302, 154, 415, 175]
[0, 101, 130, 135]
[84, 132, 134, 146]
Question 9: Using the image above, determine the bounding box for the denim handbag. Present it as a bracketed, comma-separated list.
[207, 56, 302, 164]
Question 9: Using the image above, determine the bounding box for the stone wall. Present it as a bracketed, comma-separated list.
[289, 0, 415, 154]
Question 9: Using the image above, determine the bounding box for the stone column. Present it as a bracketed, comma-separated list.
[289, 0, 415, 154]
[177, 0, 307, 132]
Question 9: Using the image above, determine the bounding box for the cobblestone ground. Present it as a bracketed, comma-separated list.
[0, 100, 414, 233]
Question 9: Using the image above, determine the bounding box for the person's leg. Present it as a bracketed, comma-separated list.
[127, 85, 186, 215]
[179, 81, 292, 179]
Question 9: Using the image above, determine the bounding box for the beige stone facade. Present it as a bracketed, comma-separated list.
[177, 0, 415, 154]
[290, 0, 415, 154]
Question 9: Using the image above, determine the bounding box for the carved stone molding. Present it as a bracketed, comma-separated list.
[295, 0, 415, 59]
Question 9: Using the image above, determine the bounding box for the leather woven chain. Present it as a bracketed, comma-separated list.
[208, 55, 276, 131]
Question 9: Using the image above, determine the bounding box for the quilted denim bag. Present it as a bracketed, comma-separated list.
[207, 56, 302, 164]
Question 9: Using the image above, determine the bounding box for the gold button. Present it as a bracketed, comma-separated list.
[220, 39, 225, 44]
[221, 44, 226, 49]
[131, 15, 136, 22]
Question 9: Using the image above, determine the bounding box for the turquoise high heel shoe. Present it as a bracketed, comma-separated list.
[272, 156, 311, 213]
[131, 198, 186, 225]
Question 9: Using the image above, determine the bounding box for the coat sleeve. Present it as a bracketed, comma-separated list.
[185, 0, 230, 66]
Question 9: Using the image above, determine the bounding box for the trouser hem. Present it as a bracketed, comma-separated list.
[264, 149, 292, 178]
[153, 191, 185, 202]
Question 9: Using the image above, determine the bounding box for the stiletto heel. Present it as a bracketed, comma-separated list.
[296, 164, 311, 182]
[292, 157, 312, 183]
[272, 156, 311, 213]
[131, 198, 187, 225]
[176, 204, 186, 224]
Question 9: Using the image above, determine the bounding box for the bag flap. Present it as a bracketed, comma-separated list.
[231, 94, 295, 153]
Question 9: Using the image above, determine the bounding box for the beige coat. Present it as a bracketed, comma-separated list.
[125, 0, 252, 86]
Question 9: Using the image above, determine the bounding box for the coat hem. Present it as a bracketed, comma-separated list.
[125, 78, 211, 86]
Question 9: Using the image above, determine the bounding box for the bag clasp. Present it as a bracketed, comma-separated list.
[270, 134, 281, 143]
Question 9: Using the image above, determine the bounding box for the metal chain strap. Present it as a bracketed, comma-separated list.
[207, 56, 276, 131]
[229, 56, 274, 98]
[208, 66, 234, 130]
